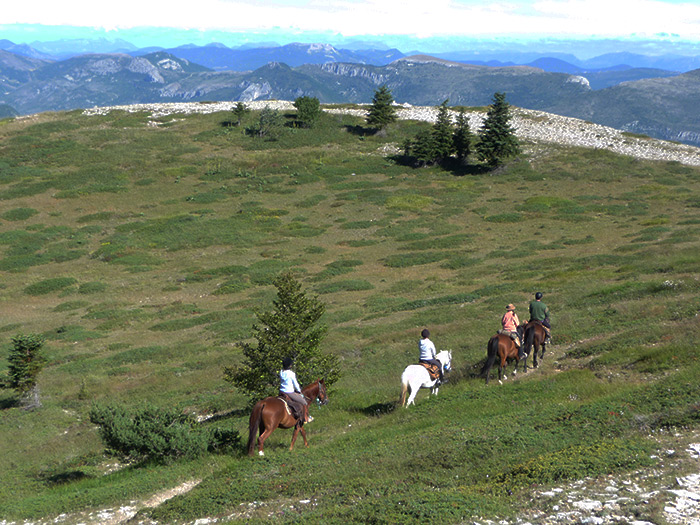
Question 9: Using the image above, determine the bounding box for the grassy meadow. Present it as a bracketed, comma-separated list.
[0, 104, 699, 523]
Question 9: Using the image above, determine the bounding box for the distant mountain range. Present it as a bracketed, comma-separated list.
[0, 41, 699, 147]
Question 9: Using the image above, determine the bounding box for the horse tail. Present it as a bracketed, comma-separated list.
[247, 401, 264, 456]
[523, 324, 535, 357]
[399, 374, 408, 406]
[481, 336, 498, 379]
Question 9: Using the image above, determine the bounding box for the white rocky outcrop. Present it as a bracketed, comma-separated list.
[81, 100, 700, 167]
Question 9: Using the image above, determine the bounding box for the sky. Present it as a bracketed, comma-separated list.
[2, 0, 700, 52]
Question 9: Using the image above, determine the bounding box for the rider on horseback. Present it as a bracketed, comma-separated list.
[500, 304, 524, 357]
[419, 328, 444, 384]
[529, 292, 552, 344]
[279, 357, 313, 424]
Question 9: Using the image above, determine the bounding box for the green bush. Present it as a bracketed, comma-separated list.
[1, 208, 39, 221]
[24, 277, 77, 295]
[89, 402, 240, 463]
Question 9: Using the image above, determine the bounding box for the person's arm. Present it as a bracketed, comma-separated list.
[292, 372, 302, 393]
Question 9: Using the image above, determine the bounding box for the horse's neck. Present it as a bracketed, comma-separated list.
[301, 382, 318, 400]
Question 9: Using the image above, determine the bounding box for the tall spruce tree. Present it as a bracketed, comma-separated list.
[224, 272, 340, 402]
[476, 92, 520, 167]
[366, 85, 397, 131]
[431, 100, 455, 162]
[453, 109, 473, 164]
[7, 334, 45, 408]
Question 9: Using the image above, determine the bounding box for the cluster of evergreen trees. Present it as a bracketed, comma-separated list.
[366, 87, 520, 168]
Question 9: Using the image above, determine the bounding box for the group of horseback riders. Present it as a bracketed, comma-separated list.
[279, 292, 551, 422]
[499, 292, 551, 359]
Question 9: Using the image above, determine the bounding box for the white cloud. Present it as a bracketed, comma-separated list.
[3, 0, 700, 40]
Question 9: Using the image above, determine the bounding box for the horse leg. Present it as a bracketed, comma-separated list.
[300, 426, 308, 448]
[498, 355, 506, 384]
[289, 425, 300, 451]
[406, 381, 419, 406]
[532, 343, 539, 368]
[541, 342, 546, 361]
[256, 425, 275, 456]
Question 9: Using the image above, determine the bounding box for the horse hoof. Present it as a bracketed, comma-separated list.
[498, 380, 503, 385]
[258, 451, 264, 457]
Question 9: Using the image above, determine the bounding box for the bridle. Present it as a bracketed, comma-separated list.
[316, 380, 328, 406]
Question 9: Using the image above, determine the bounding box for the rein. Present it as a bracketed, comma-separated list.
[302, 380, 327, 407]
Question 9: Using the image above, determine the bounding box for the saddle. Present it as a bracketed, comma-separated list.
[419, 362, 441, 381]
[277, 393, 299, 420]
[497, 329, 521, 348]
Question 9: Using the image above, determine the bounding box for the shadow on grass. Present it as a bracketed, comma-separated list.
[199, 408, 249, 423]
[386, 155, 493, 176]
[357, 401, 398, 417]
[0, 395, 19, 410]
[344, 124, 377, 137]
[40, 470, 91, 485]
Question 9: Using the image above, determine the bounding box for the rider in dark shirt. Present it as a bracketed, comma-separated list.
[528, 292, 551, 343]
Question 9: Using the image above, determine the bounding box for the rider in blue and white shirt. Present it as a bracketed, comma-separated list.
[419, 328, 444, 383]
[279, 357, 312, 423]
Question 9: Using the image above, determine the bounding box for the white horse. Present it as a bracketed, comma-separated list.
[399, 350, 452, 407]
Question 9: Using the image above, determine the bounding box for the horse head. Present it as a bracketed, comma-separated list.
[437, 350, 452, 372]
[317, 379, 329, 406]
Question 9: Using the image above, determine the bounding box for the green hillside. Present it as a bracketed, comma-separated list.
[0, 105, 699, 524]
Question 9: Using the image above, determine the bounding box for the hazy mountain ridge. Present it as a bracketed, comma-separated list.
[1, 46, 699, 147]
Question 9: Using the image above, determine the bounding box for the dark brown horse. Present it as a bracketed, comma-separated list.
[481, 333, 521, 384]
[521, 321, 547, 370]
[247, 379, 328, 456]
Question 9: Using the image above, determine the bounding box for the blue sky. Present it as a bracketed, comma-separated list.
[3, 0, 700, 52]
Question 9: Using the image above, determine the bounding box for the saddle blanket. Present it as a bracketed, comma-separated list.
[419, 362, 441, 381]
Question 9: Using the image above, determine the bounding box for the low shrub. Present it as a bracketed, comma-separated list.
[89, 402, 240, 463]
[24, 277, 77, 295]
[1, 208, 39, 221]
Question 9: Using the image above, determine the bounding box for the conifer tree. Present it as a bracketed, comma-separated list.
[431, 100, 455, 162]
[453, 109, 473, 164]
[476, 92, 520, 167]
[366, 85, 397, 131]
[248, 105, 285, 139]
[293, 96, 322, 128]
[231, 102, 250, 126]
[224, 272, 340, 402]
[411, 129, 438, 166]
[6, 334, 45, 408]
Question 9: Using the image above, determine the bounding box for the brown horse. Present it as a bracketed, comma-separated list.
[521, 321, 547, 370]
[481, 333, 521, 384]
[247, 379, 328, 456]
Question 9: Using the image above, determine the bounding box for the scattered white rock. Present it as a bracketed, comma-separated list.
[79, 100, 700, 167]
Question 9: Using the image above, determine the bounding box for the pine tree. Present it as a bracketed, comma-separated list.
[476, 92, 520, 167]
[231, 102, 250, 126]
[224, 272, 340, 401]
[248, 105, 285, 139]
[431, 100, 455, 162]
[453, 109, 473, 164]
[7, 334, 45, 408]
[293, 96, 322, 128]
[366, 85, 397, 131]
[411, 129, 438, 167]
